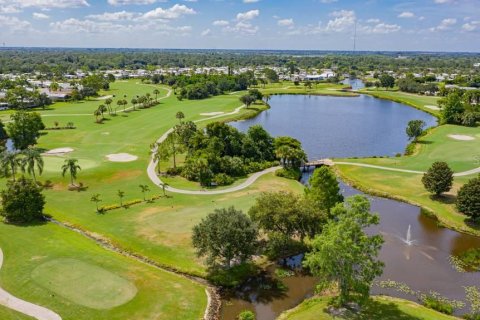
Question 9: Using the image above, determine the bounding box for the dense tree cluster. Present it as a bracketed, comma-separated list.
[0, 177, 45, 223]
[439, 90, 480, 126]
[456, 175, 480, 220]
[1, 48, 478, 75]
[6, 111, 45, 150]
[158, 121, 283, 186]
[397, 76, 438, 95]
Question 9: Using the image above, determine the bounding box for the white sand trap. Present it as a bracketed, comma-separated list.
[101, 132, 110, 135]
[43, 147, 74, 155]
[96, 95, 113, 100]
[200, 112, 225, 116]
[425, 105, 440, 110]
[106, 153, 138, 162]
[448, 134, 475, 141]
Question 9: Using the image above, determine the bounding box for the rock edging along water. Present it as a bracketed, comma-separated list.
[0, 248, 63, 320]
[47, 218, 221, 320]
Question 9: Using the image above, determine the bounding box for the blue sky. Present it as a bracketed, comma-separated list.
[0, 0, 478, 51]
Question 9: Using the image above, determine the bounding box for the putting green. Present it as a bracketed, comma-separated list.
[31, 258, 137, 310]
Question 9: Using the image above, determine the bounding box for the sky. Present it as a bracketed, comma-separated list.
[0, 0, 479, 52]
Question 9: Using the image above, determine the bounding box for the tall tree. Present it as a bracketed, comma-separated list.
[192, 207, 259, 268]
[7, 111, 45, 150]
[0, 120, 7, 143]
[239, 94, 255, 109]
[139, 184, 150, 201]
[422, 161, 454, 196]
[61, 158, 81, 186]
[0, 150, 21, 181]
[406, 119, 426, 141]
[379, 74, 395, 90]
[117, 190, 125, 206]
[90, 193, 102, 213]
[305, 166, 344, 214]
[456, 175, 480, 219]
[176, 111, 185, 123]
[20, 147, 44, 182]
[0, 177, 45, 223]
[153, 89, 160, 101]
[303, 195, 384, 306]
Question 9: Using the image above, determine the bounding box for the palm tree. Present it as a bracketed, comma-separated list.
[131, 98, 137, 111]
[105, 98, 113, 115]
[90, 193, 102, 212]
[117, 190, 125, 206]
[21, 147, 44, 182]
[176, 111, 185, 123]
[159, 183, 168, 197]
[139, 184, 150, 201]
[153, 89, 160, 101]
[122, 99, 128, 112]
[98, 104, 107, 119]
[0, 150, 21, 181]
[94, 109, 102, 123]
[62, 158, 81, 186]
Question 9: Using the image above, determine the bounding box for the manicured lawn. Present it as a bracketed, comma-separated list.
[360, 89, 441, 116]
[0, 80, 304, 276]
[0, 221, 206, 320]
[258, 81, 358, 97]
[279, 296, 460, 320]
[0, 307, 33, 320]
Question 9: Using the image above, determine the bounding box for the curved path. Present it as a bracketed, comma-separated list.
[0, 248, 62, 320]
[335, 161, 480, 177]
[146, 104, 287, 195]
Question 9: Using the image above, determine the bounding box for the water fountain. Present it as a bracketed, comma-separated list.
[403, 224, 414, 246]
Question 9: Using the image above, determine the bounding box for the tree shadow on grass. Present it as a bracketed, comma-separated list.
[417, 140, 433, 145]
[327, 299, 432, 320]
[429, 194, 456, 205]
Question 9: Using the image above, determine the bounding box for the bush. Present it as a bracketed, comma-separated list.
[275, 167, 301, 180]
[456, 176, 480, 219]
[213, 173, 235, 186]
[420, 292, 455, 315]
[404, 142, 416, 155]
[464, 314, 480, 320]
[166, 166, 182, 176]
[244, 161, 277, 174]
[238, 310, 256, 320]
[208, 262, 260, 288]
[456, 248, 480, 271]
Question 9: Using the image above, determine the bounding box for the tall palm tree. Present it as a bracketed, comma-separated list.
[90, 193, 102, 212]
[153, 89, 160, 101]
[131, 98, 137, 111]
[94, 109, 102, 123]
[139, 184, 150, 201]
[62, 158, 81, 186]
[21, 147, 44, 182]
[0, 150, 20, 181]
[117, 190, 125, 206]
[159, 183, 168, 197]
[98, 104, 107, 119]
[105, 98, 113, 115]
[176, 111, 185, 123]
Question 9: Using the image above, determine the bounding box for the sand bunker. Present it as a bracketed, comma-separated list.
[424, 105, 440, 110]
[106, 153, 138, 162]
[448, 134, 475, 141]
[43, 147, 74, 155]
[101, 132, 110, 135]
[200, 112, 225, 116]
[96, 95, 113, 100]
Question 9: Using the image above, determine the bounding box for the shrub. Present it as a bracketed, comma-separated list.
[166, 166, 182, 176]
[213, 173, 235, 186]
[456, 248, 480, 271]
[404, 142, 416, 155]
[238, 310, 256, 320]
[275, 167, 301, 180]
[456, 176, 480, 219]
[208, 262, 260, 288]
[420, 292, 455, 315]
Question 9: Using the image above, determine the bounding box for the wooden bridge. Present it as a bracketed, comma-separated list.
[303, 158, 334, 168]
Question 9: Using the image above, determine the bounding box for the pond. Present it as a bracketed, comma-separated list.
[222, 94, 480, 320]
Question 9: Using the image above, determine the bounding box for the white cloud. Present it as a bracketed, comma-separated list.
[213, 20, 229, 26]
[108, 0, 161, 5]
[366, 18, 380, 23]
[326, 10, 355, 32]
[278, 18, 294, 28]
[87, 11, 137, 21]
[0, 0, 89, 9]
[430, 18, 457, 31]
[243, 0, 259, 2]
[0, 5, 21, 13]
[462, 21, 479, 32]
[362, 23, 401, 34]
[434, 0, 452, 3]
[201, 28, 211, 36]
[33, 12, 50, 19]
[398, 11, 415, 18]
[0, 15, 31, 31]
[224, 21, 259, 35]
[236, 9, 259, 21]
[142, 4, 196, 20]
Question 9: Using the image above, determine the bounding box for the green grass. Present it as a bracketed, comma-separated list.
[258, 81, 358, 97]
[360, 89, 441, 116]
[0, 221, 206, 320]
[278, 296, 460, 320]
[0, 306, 33, 320]
[31, 258, 138, 310]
